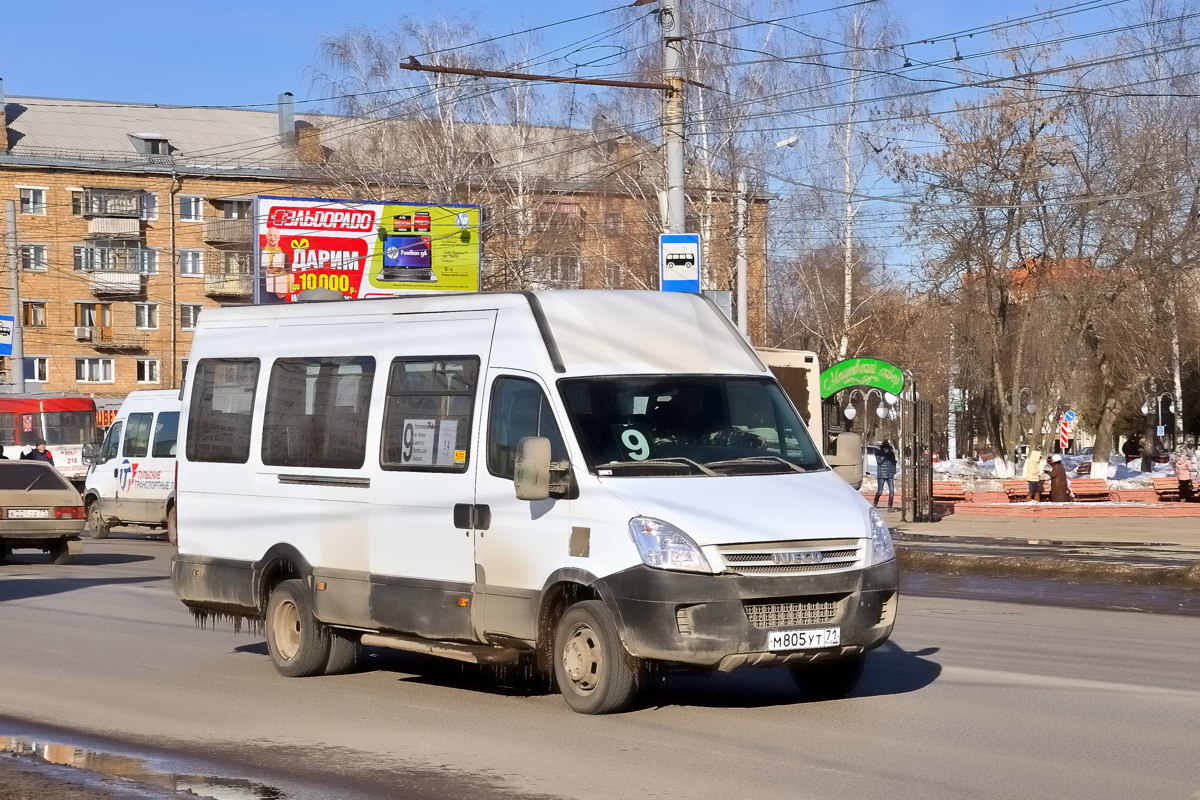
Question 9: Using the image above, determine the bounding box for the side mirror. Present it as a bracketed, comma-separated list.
[81, 442, 101, 466]
[826, 431, 864, 489]
[514, 436, 552, 501]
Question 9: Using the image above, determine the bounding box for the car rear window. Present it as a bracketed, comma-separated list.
[0, 463, 73, 491]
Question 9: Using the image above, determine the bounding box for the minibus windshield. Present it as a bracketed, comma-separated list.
[559, 376, 826, 475]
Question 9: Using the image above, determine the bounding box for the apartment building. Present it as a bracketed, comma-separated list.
[1, 84, 768, 404]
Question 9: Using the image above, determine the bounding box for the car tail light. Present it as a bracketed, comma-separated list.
[55, 506, 86, 520]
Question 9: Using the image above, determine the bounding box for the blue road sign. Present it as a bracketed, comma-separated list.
[1064, 409, 1076, 423]
[660, 234, 701, 293]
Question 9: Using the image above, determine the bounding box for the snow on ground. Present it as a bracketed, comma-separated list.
[916, 453, 1177, 489]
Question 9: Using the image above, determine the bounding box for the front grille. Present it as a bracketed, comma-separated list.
[744, 598, 843, 629]
[718, 538, 863, 576]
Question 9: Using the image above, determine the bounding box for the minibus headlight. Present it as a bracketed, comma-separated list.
[867, 507, 895, 564]
[628, 517, 712, 574]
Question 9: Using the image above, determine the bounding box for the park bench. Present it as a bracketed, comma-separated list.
[932, 480, 968, 502]
[1152, 476, 1180, 502]
[1068, 477, 1109, 502]
[1003, 479, 1043, 502]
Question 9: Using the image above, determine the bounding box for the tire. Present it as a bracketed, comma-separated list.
[166, 505, 178, 546]
[789, 654, 865, 701]
[0, 539, 10, 562]
[265, 579, 332, 678]
[324, 629, 362, 676]
[86, 503, 111, 540]
[48, 539, 75, 565]
[553, 600, 640, 714]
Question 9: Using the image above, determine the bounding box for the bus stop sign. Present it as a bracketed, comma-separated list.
[659, 234, 701, 293]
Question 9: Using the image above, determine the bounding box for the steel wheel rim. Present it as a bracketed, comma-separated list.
[561, 621, 603, 694]
[88, 506, 103, 527]
[271, 597, 302, 661]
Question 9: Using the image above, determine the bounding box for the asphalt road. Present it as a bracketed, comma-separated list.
[1, 535, 1199, 800]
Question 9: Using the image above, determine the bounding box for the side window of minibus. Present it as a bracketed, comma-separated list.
[487, 377, 567, 480]
[381, 357, 478, 471]
[100, 421, 123, 462]
[123, 413, 153, 458]
[152, 412, 179, 458]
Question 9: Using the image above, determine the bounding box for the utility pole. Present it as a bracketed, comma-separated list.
[661, 0, 686, 235]
[4, 200, 25, 393]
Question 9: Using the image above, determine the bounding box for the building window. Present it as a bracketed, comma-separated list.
[19, 244, 47, 272]
[135, 303, 159, 329]
[139, 249, 158, 275]
[136, 359, 160, 384]
[147, 139, 170, 156]
[180, 304, 202, 330]
[18, 187, 46, 215]
[24, 358, 49, 383]
[71, 190, 84, 217]
[179, 196, 204, 222]
[22, 302, 46, 328]
[223, 200, 251, 219]
[179, 250, 203, 276]
[141, 193, 158, 221]
[76, 357, 115, 384]
[75, 303, 113, 327]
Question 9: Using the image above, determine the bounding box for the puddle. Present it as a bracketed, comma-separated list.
[1, 734, 292, 799]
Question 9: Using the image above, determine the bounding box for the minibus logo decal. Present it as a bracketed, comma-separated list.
[772, 551, 823, 565]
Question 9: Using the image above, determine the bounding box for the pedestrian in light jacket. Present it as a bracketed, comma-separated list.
[1177, 450, 1194, 503]
[1022, 448, 1044, 502]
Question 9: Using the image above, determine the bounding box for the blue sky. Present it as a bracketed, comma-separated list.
[3, 0, 1044, 108]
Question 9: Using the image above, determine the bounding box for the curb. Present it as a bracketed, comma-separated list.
[898, 547, 1200, 587]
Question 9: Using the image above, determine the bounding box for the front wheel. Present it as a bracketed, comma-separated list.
[265, 579, 332, 678]
[553, 600, 640, 714]
[86, 503, 111, 540]
[788, 655, 865, 701]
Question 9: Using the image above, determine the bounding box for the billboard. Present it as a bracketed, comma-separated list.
[253, 195, 481, 303]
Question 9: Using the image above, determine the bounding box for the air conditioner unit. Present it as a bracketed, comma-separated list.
[74, 327, 93, 341]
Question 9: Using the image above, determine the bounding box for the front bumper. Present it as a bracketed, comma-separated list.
[598, 559, 899, 670]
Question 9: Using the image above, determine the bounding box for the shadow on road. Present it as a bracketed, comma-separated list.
[225, 637, 944, 711]
[0, 573, 161, 603]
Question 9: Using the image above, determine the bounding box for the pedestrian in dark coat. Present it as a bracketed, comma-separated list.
[20, 440, 54, 465]
[873, 440, 898, 511]
[1047, 454, 1072, 502]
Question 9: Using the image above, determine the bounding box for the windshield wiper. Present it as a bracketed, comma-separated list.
[701, 456, 808, 474]
[596, 457, 719, 477]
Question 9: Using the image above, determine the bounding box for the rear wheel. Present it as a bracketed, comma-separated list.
[324, 629, 363, 675]
[789, 655, 865, 701]
[553, 600, 640, 714]
[86, 503, 111, 540]
[48, 539, 75, 565]
[265, 579, 331, 678]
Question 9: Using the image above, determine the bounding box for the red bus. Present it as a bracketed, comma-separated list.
[0, 394, 99, 483]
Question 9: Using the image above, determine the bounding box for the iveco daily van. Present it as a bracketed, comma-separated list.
[83, 389, 180, 542]
[171, 290, 898, 714]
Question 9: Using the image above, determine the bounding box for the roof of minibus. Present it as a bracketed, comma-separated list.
[198, 290, 766, 376]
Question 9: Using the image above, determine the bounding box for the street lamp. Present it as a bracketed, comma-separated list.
[1142, 391, 1176, 450]
[1019, 387, 1037, 415]
[843, 388, 885, 423]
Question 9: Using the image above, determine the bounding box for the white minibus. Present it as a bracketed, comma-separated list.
[172, 290, 897, 714]
[83, 389, 180, 541]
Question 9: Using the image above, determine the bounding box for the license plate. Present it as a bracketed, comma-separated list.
[767, 627, 841, 651]
[7, 508, 50, 519]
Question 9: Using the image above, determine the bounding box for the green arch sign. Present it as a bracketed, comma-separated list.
[819, 358, 904, 398]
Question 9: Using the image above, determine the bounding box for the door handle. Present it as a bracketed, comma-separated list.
[453, 503, 491, 531]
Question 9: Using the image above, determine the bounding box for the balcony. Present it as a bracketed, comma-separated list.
[204, 218, 253, 244]
[86, 217, 142, 239]
[82, 188, 143, 218]
[204, 252, 253, 298]
[87, 268, 148, 298]
[78, 327, 149, 351]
